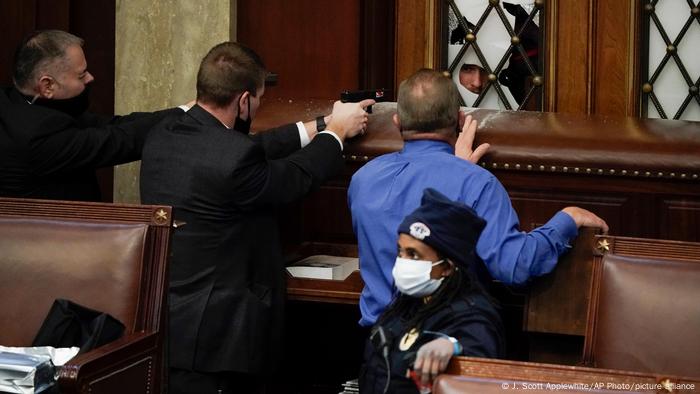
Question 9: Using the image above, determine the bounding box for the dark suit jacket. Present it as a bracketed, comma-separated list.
[139, 105, 344, 374]
[0, 86, 180, 201]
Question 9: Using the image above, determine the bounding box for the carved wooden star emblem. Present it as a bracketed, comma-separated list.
[154, 208, 168, 224]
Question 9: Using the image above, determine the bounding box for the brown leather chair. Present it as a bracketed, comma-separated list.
[435, 356, 700, 394]
[0, 198, 172, 394]
[583, 235, 700, 378]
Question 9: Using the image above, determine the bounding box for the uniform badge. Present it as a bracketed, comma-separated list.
[399, 328, 420, 351]
[409, 222, 430, 240]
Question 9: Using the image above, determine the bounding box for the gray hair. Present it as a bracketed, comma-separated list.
[13, 30, 84, 90]
[397, 68, 460, 134]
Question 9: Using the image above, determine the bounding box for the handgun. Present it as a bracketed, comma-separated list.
[340, 89, 388, 113]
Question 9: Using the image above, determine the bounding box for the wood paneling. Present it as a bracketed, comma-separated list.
[660, 199, 700, 242]
[395, 0, 438, 89]
[237, 0, 361, 99]
[550, 0, 592, 113]
[592, 0, 640, 116]
[361, 0, 397, 95]
[0, 1, 38, 86]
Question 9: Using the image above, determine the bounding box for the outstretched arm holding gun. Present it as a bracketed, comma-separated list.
[341, 89, 388, 113]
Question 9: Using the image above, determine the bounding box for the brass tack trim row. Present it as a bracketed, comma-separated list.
[475, 162, 698, 181]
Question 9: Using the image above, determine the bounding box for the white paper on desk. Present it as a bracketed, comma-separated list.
[286, 255, 359, 280]
[0, 346, 78, 394]
[0, 346, 79, 367]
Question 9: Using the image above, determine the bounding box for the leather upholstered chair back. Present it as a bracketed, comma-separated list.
[0, 198, 172, 394]
[0, 219, 147, 345]
[584, 236, 700, 378]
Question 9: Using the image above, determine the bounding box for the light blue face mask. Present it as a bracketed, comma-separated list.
[392, 257, 444, 297]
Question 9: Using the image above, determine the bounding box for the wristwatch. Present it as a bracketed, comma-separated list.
[316, 116, 326, 132]
[447, 336, 463, 356]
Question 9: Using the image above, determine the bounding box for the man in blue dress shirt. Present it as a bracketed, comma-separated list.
[348, 68, 609, 328]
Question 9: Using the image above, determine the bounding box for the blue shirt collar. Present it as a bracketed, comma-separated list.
[400, 139, 455, 155]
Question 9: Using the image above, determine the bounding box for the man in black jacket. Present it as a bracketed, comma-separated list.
[0, 30, 182, 201]
[140, 42, 373, 394]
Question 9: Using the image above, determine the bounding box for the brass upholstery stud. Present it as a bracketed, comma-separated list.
[550, 166, 556, 172]
[690, 86, 699, 95]
[511, 36, 520, 45]
[466, 32, 476, 42]
[634, 170, 640, 176]
[489, 0, 499, 5]
[534, 0, 544, 8]
[642, 83, 653, 93]
[645, 171, 651, 177]
[532, 75, 543, 86]
[504, 163, 510, 169]
[658, 172, 664, 177]
[621, 170, 627, 175]
[492, 163, 498, 168]
[666, 44, 676, 54]
[670, 172, 675, 177]
[681, 173, 687, 178]
[609, 169, 615, 174]
[563, 166, 568, 172]
[586, 168, 592, 174]
[350, 155, 357, 160]
[597, 169, 604, 174]
[693, 174, 698, 179]
[527, 164, 533, 170]
[692, 7, 700, 16]
[574, 167, 580, 173]
[488, 73, 498, 82]
[539, 165, 545, 171]
[644, 3, 654, 13]
[515, 164, 521, 169]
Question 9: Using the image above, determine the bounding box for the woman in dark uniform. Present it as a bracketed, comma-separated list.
[360, 188, 505, 394]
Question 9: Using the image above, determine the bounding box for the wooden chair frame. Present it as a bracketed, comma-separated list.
[0, 198, 172, 394]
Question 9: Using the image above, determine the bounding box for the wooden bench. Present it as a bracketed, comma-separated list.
[435, 356, 700, 393]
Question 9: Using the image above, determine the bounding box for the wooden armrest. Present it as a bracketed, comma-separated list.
[58, 331, 160, 394]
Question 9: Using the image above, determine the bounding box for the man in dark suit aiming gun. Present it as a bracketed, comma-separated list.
[140, 41, 373, 394]
[0, 30, 183, 201]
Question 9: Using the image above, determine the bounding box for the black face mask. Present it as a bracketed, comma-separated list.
[30, 84, 91, 118]
[233, 97, 252, 134]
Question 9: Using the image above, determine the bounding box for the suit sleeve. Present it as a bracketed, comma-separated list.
[28, 108, 182, 174]
[250, 123, 302, 159]
[229, 133, 343, 207]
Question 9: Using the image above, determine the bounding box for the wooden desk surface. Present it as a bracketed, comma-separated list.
[286, 270, 363, 304]
[444, 357, 700, 393]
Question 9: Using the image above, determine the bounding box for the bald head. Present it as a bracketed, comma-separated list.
[396, 68, 461, 134]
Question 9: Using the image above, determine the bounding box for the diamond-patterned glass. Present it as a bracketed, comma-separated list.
[446, 0, 544, 111]
[642, 0, 700, 121]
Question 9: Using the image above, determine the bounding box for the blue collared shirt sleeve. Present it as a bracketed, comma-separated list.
[472, 178, 578, 285]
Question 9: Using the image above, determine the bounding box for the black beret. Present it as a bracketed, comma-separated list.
[397, 188, 486, 268]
